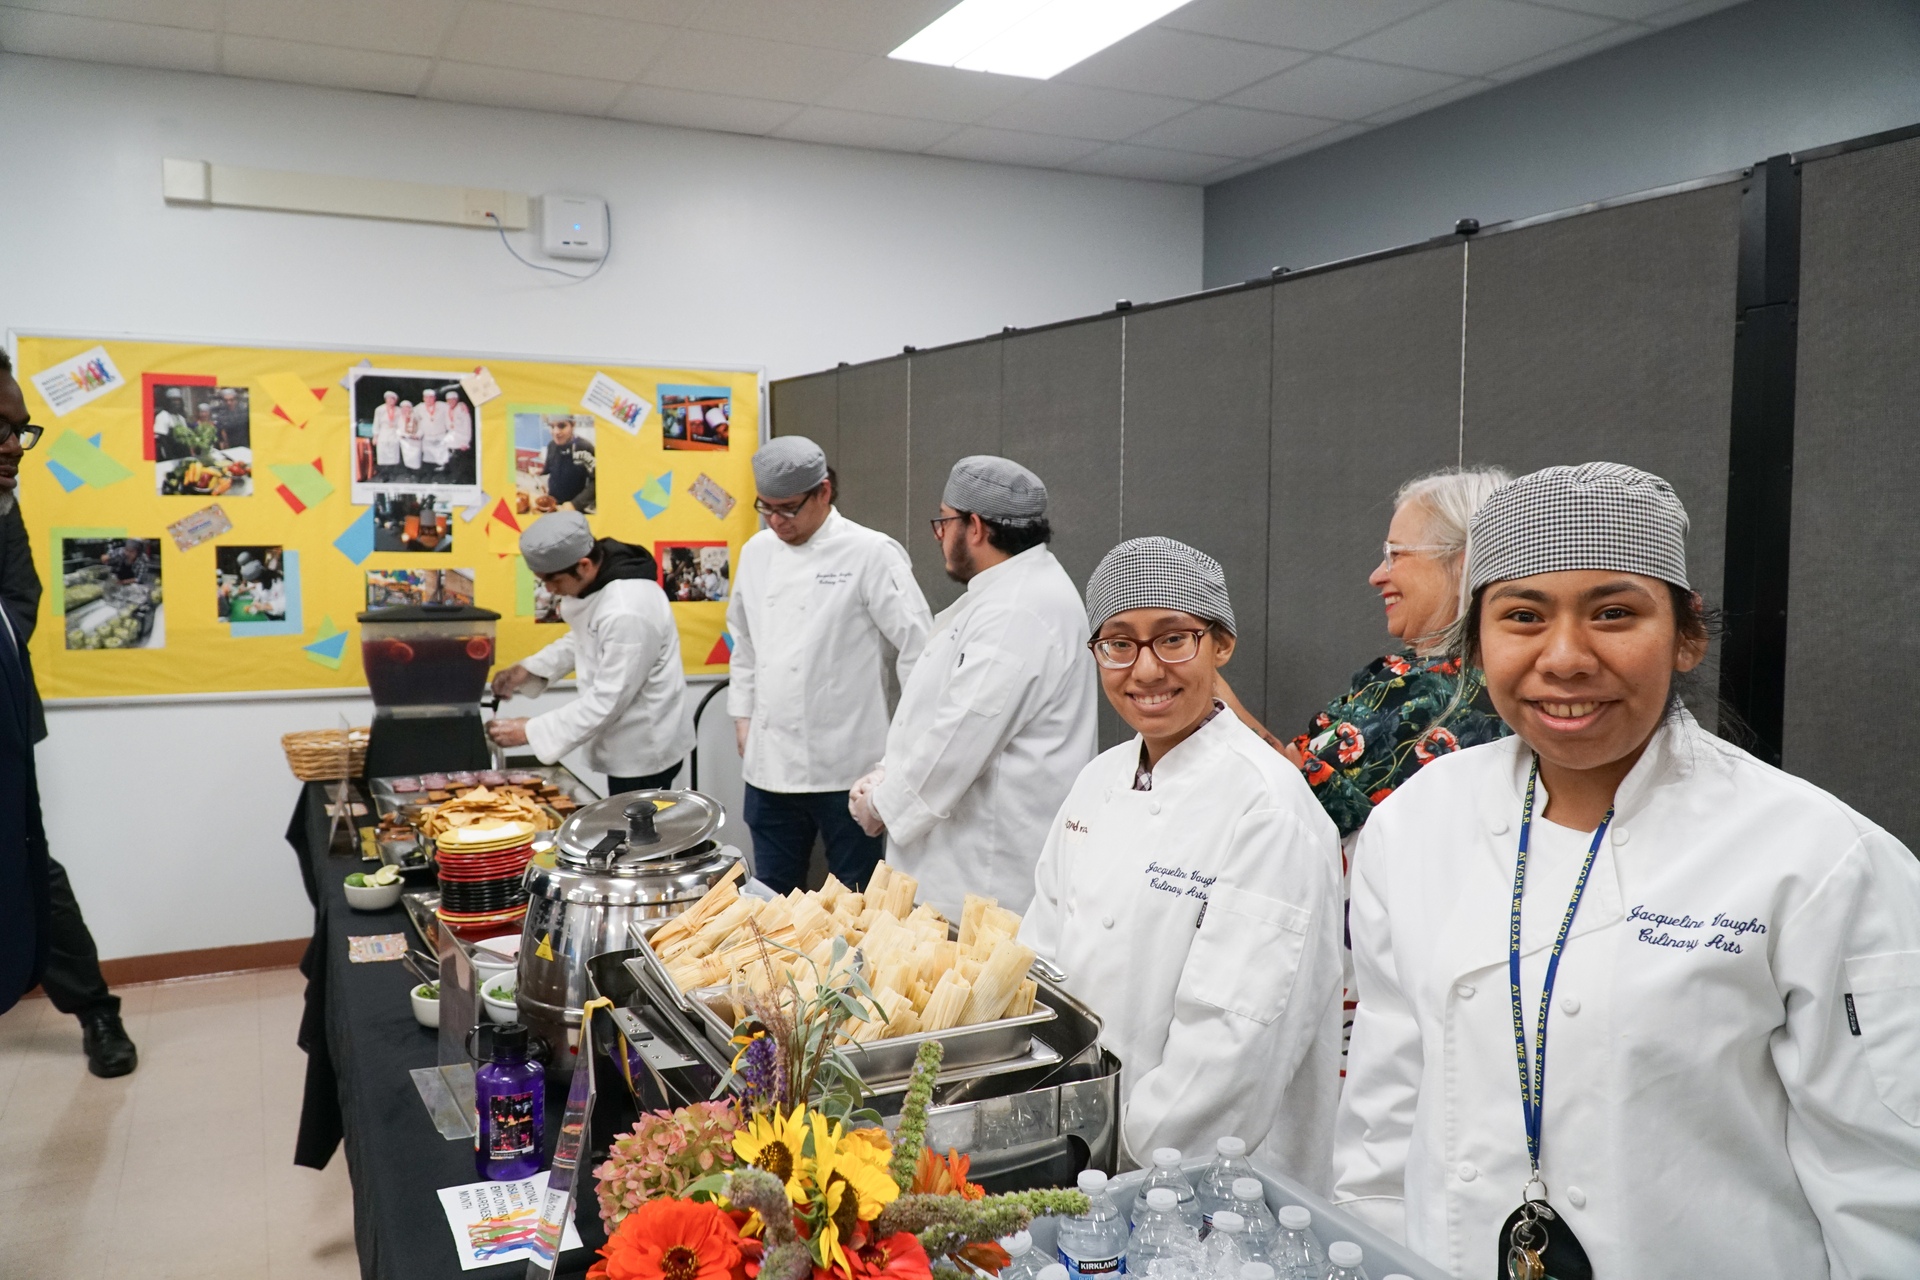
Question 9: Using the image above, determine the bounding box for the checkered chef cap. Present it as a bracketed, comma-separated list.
[1466, 462, 1690, 592]
[943, 456, 1047, 524]
[1085, 536, 1236, 637]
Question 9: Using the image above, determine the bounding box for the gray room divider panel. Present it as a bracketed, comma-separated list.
[1001, 318, 1126, 750]
[908, 341, 1006, 612]
[1266, 245, 1466, 736]
[1121, 289, 1275, 723]
[834, 359, 911, 551]
[1782, 135, 1920, 849]
[770, 370, 839, 458]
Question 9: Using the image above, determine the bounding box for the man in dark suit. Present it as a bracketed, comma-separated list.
[0, 353, 136, 1072]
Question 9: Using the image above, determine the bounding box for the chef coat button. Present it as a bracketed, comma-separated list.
[1613, 827, 1630, 845]
[1489, 818, 1509, 836]
[1148, 801, 1162, 815]
[1456, 1163, 1478, 1182]
[1101, 915, 1114, 929]
[1567, 1186, 1587, 1209]
[1561, 995, 1581, 1015]
[1456, 983, 1475, 999]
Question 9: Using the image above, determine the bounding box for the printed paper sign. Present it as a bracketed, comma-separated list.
[30, 346, 125, 416]
[460, 366, 503, 407]
[580, 372, 652, 435]
[689, 473, 736, 520]
[347, 933, 409, 963]
[166, 503, 233, 553]
[436, 1171, 582, 1271]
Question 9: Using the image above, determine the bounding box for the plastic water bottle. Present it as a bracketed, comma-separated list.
[1227, 1179, 1275, 1262]
[1132, 1148, 1202, 1228]
[1271, 1206, 1323, 1280]
[1000, 1231, 1048, 1280]
[1196, 1137, 1255, 1233]
[1323, 1241, 1369, 1280]
[1058, 1169, 1129, 1279]
[1239, 1267, 1274, 1280]
[1128, 1188, 1201, 1273]
[1202, 1211, 1249, 1280]
[1039, 1265, 1070, 1280]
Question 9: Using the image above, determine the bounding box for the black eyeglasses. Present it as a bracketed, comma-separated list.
[754, 487, 824, 519]
[0, 419, 44, 451]
[1088, 628, 1211, 670]
[929, 514, 966, 538]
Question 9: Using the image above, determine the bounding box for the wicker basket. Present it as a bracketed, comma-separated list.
[281, 727, 370, 781]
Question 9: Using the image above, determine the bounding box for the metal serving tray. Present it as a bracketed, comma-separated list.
[367, 765, 598, 812]
[623, 917, 1058, 1087]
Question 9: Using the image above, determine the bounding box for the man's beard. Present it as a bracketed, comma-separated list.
[0, 489, 15, 518]
[943, 539, 975, 584]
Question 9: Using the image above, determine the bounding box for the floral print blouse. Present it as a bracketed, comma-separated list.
[1291, 653, 1510, 838]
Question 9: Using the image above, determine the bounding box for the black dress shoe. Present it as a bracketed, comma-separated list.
[79, 1010, 138, 1078]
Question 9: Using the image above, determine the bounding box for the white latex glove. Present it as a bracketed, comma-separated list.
[734, 717, 751, 757]
[848, 767, 886, 837]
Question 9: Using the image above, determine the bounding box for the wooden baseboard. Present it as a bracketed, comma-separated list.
[24, 937, 308, 997]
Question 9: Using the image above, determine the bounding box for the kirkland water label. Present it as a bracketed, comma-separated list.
[1059, 1251, 1125, 1277]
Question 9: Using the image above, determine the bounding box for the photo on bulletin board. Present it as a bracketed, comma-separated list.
[148, 375, 254, 497]
[61, 536, 164, 650]
[215, 546, 286, 623]
[659, 385, 730, 451]
[371, 493, 455, 552]
[366, 567, 475, 609]
[348, 367, 483, 507]
[513, 557, 566, 624]
[510, 406, 596, 515]
[656, 541, 730, 602]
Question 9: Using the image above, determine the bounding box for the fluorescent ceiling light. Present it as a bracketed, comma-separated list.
[891, 0, 1196, 80]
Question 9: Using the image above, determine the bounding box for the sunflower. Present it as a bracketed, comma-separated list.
[806, 1115, 900, 1223]
[732, 1106, 810, 1206]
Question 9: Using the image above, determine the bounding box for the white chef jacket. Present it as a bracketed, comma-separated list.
[1334, 714, 1920, 1279]
[871, 544, 1096, 918]
[520, 578, 694, 778]
[447, 403, 473, 450]
[372, 407, 401, 465]
[1021, 709, 1344, 1187]
[726, 510, 931, 792]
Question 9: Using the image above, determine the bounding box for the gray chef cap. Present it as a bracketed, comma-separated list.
[1085, 536, 1235, 636]
[944, 456, 1046, 524]
[1466, 462, 1690, 592]
[753, 436, 829, 500]
[520, 511, 596, 574]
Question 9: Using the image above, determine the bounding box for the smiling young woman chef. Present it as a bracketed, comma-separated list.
[1019, 537, 1344, 1187]
[1334, 464, 1920, 1279]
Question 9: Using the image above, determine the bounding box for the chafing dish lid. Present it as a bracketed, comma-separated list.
[553, 788, 725, 871]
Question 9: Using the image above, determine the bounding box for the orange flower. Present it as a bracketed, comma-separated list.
[908, 1148, 984, 1201]
[845, 1230, 934, 1280]
[589, 1197, 746, 1280]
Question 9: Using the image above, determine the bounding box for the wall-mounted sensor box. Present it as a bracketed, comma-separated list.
[536, 193, 607, 261]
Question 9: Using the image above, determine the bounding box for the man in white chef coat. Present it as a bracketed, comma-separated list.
[850, 456, 1097, 919]
[414, 387, 450, 474]
[488, 512, 694, 794]
[728, 437, 931, 893]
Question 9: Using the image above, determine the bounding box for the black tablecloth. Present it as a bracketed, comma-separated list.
[287, 783, 605, 1279]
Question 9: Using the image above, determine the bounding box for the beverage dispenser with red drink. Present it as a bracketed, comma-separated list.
[358, 603, 502, 777]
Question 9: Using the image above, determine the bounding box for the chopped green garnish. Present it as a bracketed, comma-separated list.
[417, 983, 439, 1000]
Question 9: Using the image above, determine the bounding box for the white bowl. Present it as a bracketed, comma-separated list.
[411, 984, 440, 1028]
[343, 878, 404, 910]
[481, 976, 518, 1024]
[471, 950, 516, 986]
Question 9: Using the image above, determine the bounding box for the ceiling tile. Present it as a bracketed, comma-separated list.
[1225, 54, 1462, 119]
[0, 8, 217, 70]
[222, 34, 428, 94]
[1256, 119, 1370, 163]
[420, 59, 626, 115]
[814, 57, 1034, 124]
[222, 0, 461, 54]
[1487, 19, 1649, 79]
[1642, 0, 1750, 25]
[1068, 144, 1232, 184]
[442, 2, 674, 82]
[2, 0, 218, 29]
[684, 0, 956, 55]
[1058, 27, 1311, 100]
[981, 81, 1194, 143]
[773, 106, 959, 152]
[1339, 0, 1618, 76]
[508, 0, 698, 21]
[925, 127, 1106, 168]
[1157, 0, 1443, 52]
[1531, 0, 1715, 17]
[639, 27, 871, 105]
[1129, 103, 1331, 158]
[608, 84, 801, 134]
[1362, 75, 1494, 123]
[1199, 156, 1278, 185]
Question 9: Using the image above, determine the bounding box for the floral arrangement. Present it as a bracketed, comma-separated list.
[591, 932, 1087, 1280]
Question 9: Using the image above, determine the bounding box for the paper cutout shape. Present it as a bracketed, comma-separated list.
[230, 550, 304, 638]
[483, 496, 526, 558]
[46, 430, 133, 489]
[689, 473, 736, 520]
[705, 632, 733, 665]
[304, 615, 349, 670]
[460, 366, 503, 407]
[270, 460, 335, 509]
[580, 371, 652, 435]
[339, 358, 371, 391]
[462, 500, 488, 523]
[261, 372, 325, 427]
[276, 485, 306, 513]
[29, 345, 124, 416]
[633, 471, 672, 519]
[333, 506, 376, 565]
[45, 459, 85, 493]
[166, 504, 233, 552]
[87, 433, 101, 448]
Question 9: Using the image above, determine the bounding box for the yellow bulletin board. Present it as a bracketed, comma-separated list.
[10, 332, 762, 700]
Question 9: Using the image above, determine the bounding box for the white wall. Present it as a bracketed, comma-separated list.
[2, 53, 1202, 960]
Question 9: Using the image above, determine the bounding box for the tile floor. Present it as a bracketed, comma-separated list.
[0, 968, 359, 1280]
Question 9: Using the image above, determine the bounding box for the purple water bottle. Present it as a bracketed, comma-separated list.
[473, 1023, 545, 1180]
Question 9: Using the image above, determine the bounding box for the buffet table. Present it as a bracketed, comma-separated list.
[286, 781, 607, 1279]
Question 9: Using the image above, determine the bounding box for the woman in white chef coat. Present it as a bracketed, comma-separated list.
[373, 391, 403, 478]
[1020, 537, 1345, 1189]
[1334, 463, 1920, 1280]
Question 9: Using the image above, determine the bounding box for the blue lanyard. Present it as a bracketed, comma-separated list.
[1510, 758, 1613, 1180]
